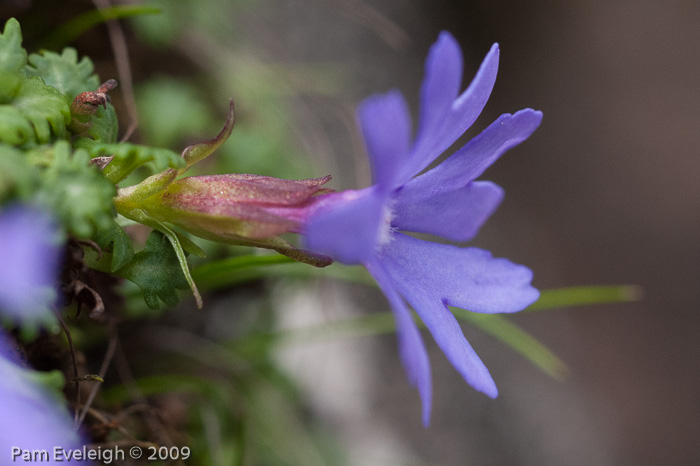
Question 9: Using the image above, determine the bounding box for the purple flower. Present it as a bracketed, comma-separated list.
[0, 207, 83, 462]
[304, 32, 542, 424]
[0, 334, 84, 464]
[0, 205, 61, 328]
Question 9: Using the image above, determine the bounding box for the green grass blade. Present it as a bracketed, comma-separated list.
[44, 5, 162, 49]
[451, 309, 569, 380]
[527, 285, 643, 312]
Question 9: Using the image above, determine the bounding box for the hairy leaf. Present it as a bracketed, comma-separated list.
[12, 77, 71, 143]
[0, 143, 36, 201]
[0, 18, 27, 75]
[25, 48, 100, 100]
[114, 230, 190, 309]
[33, 141, 116, 238]
[93, 219, 135, 272]
[0, 105, 34, 145]
[81, 141, 185, 184]
[87, 103, 119, 143]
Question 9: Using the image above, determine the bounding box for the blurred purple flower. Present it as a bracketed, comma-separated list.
[0, 205, 61, 326]
[304, 32, 542, 425]
[0, 206, 82, 461]
[0, 335, 84, 464]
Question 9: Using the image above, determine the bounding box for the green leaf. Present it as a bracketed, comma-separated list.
[0, 105, 34, 145]
[87, 102, 119, 143]
[93, 219, 135, 271]
[13, 77, 71, 143]
[25, 48, 100, 100]
[114, 230, 190, 309]
[45, 5, 162, 50]
[526, 285, 643, 312]
[0, 76, 71, 146]
[192, 254, 294, 291]
[0, 70, 22, 103]
[0, 18, 27, 75]
[80, 141, 185, 184]
[451, 309, 569, 381]
[0, 143, 36, 200]
[33, 141, 116, 237]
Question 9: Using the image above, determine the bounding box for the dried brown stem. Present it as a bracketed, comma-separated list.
[75, 322, 118, 431]
[54, 309, 81, 426]
[114, 336, 175, 446]
[91, 0, 139, 141]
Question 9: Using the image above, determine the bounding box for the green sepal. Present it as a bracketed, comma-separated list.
[173, 229, 206, 258]
[24, 47, 100, 101]
[93, 219, 135, 272]
[180, 99, 234, 170]
[113, 230, 190, 309]
[78, 141, 185, 184]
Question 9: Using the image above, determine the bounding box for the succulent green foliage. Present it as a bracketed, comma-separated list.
[0, 19, 26, 104]
[33, 141, 116, 238]
[24, 48, 100, 101]
[86, 103, 119, 144]
[0, 106, 34, 145]
[0, 18, 26, 76]
[82, 142, 185, 184]
[93, 219, 135, 272]
[0, 77, 71, 146]
[0, 71, 22, 104]
[0, 19, 72, 146]
[114, 230, 190, 309]
[9, 77, 71, 144]
[0, 144, 36, 200]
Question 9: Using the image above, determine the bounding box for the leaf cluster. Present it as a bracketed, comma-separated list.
[0, 18, 200, 309]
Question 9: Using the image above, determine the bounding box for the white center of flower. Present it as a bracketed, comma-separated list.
[376, 201, 396, 249]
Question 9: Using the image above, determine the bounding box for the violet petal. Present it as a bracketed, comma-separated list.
[393, 180, 503, 242]
[401, 40, 500, 183]
[380, 236, 499, 397]
[406, 109, 543, 195]
[358, 90, 412, 190]
[0, 336, 83, 463]
[303, 188, 385, 265]
[380, 233, 539, 315]
[0, 206, 60, 325]
[367, 260, 432, 426]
